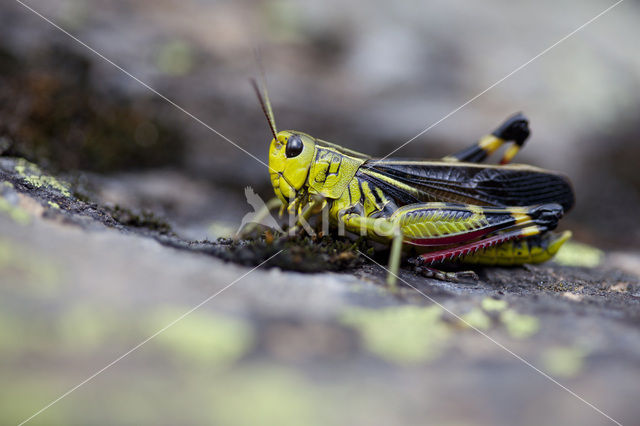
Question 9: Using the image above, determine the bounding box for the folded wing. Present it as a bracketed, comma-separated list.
[359, 160, 575, 212]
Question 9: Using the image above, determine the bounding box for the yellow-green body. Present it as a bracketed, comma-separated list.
[269, 131, 570, 268]
[261, 110, 574, 287]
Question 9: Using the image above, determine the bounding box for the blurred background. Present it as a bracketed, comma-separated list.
[1, 0, 639, 246]
[2, 0, 640, 425]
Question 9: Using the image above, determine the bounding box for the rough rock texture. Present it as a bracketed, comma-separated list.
[2, 1, 639, 424]
[2, 156, 640, 426]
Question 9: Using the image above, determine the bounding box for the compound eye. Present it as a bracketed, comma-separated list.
[285, 134, 304, 158]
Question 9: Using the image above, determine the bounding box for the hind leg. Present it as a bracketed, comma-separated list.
[393, 202, 563, 275]
[443, 113, 530, 164]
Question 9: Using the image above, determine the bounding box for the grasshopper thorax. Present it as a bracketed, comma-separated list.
[269, 130, 316, 204]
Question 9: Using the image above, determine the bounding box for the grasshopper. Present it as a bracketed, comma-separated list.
[251, 81, 574, 287]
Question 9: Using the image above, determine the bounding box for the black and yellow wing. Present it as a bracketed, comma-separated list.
[357, 159, 575, 212]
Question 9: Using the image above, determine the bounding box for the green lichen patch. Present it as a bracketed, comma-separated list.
[481, 297, 508, 312]
[340, 305, 451, 364]
[208, 366, 324, 426]
[553, 240, 604, 268]
[0, 378, 70, 426]
[13, 158, 71, 197]
[1, 157, 178, 236]
[499, 309, 540, 339]
[541, 346, 588, 378]
[459, 307, 492, 330]
[149, 307, 254, 367]
[56, 306, 129, 352]
[0, 195, 31, 225]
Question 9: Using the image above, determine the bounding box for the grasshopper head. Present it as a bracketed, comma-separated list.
[250, 79, 315, 204]
[269, 131, 315, 203]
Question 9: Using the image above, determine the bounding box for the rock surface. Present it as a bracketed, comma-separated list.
[2, 156, 640, 426]
[2, 1, 639, 424]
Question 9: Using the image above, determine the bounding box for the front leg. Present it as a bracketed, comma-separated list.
[288, 195, 326, 236]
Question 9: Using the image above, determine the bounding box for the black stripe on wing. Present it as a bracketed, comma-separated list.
[359, 161, 575, 211]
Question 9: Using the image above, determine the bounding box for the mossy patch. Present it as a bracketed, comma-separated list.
[106, 204, 173, 234]
[202, 232, 373, 273]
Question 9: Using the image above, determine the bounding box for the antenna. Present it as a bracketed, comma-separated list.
[252, 48, 278, 140]
[251, 79, 278, 140]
